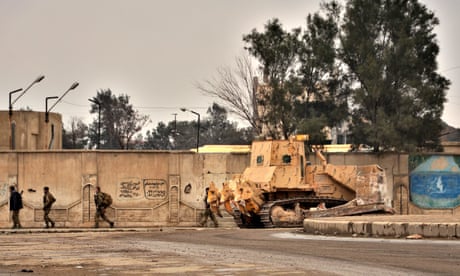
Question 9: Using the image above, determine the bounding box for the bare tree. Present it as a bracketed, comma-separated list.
[63, 117, 88, 149]
[196, 54, 262, 136]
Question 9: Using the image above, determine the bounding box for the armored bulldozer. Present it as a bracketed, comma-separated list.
[210, 136, 392, 228]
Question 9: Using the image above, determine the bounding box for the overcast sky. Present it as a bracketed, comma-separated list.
[1, 0, 459, 131]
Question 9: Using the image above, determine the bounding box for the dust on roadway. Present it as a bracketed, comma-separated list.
[0, 228, 459, 275]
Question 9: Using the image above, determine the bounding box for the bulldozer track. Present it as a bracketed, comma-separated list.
[233, 197, 347, 228]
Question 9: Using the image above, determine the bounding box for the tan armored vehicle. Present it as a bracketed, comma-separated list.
[208, 136, 392, 228]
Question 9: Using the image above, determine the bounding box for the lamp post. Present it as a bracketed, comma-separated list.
[45, 96, 59, 123]
[8, 75, 45, 149]
[180, 108, 200, 153]
[88, 98, 101, 149]
[45, 82, 78, 150]
[8, 88, 23, 149]
[44, 96, 58, 149]
[46, 82, 79, 122]
[9, 88, 23, 117]
[10, 75, 45, 115]
[171, 113, 178, 135]
[171, 113, 178, 150]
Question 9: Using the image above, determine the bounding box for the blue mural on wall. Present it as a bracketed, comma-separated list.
[409, 155, 460, 208]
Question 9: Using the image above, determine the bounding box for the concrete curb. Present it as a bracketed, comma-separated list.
[0, 226, 234, 235]
[303, 218, 460, 239]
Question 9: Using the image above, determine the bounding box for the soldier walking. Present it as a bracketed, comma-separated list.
[199, 187, 218, 227]
[94, 186, 114, 228]
[9, 186, 23, 229]
[43, 186, 56, 228]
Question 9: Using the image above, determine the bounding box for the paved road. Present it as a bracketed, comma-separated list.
[1, 228, 459, 275]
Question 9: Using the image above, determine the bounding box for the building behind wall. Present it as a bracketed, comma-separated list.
[440, 125, 460, 153]
[0, 111, 62, 150]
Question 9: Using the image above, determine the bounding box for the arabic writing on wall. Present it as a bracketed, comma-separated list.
[118, 178, 167, 200]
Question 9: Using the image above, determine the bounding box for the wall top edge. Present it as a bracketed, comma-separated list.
[0, 150, 197, 154]
[0, 150, 455, 156]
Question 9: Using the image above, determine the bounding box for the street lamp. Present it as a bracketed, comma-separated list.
[9, 75, 45, 117]
[8, 75, 45, 149]
[180, 108, 200, 153]
[9, 88, 23, 116]
[8, 88, 23, 149]
[46, 82, 79, 122]
[171, 113, 178, 135]
[45, 96, 59, 149]
[88, 98, 101, 149]
[45, 96, 59, 123]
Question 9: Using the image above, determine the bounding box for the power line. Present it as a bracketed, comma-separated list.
[61, 100, 208, 111]
[136, 106, 207, 110]
[62, 100, 88, 107]
[441, 65, 460, 73]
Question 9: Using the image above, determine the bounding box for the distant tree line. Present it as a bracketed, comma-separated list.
[62, 89, 253, 150]
[64, 0, 450, 152]
[197, 0, 450, 152]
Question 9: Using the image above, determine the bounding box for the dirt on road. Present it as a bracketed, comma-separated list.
[0, 228, 325, 276]
[1, 227, 459, 275]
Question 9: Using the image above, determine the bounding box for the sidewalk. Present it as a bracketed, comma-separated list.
[0, 225, 238, 235]
[0, 227, 159, 234]
[3, 214, 460, 239]
[303, 214, 460, 239]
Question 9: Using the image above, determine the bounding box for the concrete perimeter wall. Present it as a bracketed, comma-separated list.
[0, 150, 458, 228]
[0, 150, 249, 228]
[323, 152, 460, 216]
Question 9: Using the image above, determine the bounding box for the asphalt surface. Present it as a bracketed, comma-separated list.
[1, 226, 459, 275]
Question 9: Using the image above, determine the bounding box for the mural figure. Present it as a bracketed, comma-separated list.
[410, 155, 460, 208]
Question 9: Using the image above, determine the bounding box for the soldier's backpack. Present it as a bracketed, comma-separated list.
[102, 192, 113, 207]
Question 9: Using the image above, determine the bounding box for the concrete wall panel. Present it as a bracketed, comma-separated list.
[18, 152, 82, 214]
[179, 154, 205, 207]
[1, 149, 459, 228]
[0, 205, 8, 223]
[97, 152, 170, 207]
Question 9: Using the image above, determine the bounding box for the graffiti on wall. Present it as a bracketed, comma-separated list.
[117, 178, 168, 200]
[409, 155, 460, 208]
[0, 183, 9, 201]
[118, 178, 142, 199]
[144, 179, 167, 200]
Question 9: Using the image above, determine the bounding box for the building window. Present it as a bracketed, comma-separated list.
[256, 155, 264, 165]
[282, 155, 291, 164]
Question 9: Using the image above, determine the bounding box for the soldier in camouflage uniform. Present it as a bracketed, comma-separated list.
[43, 186, 56, 228]
[9, 186, 23, 229]
[199, 187, 218, 227]
[94, 186, 114, 228]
